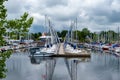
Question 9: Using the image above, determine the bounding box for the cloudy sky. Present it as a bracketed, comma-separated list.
[4, 0, 120, 32]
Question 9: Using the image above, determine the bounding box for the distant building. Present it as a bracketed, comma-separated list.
[42, 32, 47, 36]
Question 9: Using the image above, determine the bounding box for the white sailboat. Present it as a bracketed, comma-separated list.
[40, 18, 60, 54]
[113, 27, 120, 56]
[30, 16, 60, 56]
[64, 19, 86, 54]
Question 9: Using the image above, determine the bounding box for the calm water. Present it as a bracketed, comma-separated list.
[3, 51, 120, 80]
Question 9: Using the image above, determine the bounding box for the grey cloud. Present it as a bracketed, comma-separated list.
[91, 8, 120, 24]
[51, 12, 78, 21]
[5, 0, 24, 14]
[4, 0, 120, 32]
[30, 24, 46, 33]
[83, 0, 120, 25]
[44, 0, 68, 7]
[108, 11, 120, 23]
[91, 7, 111, 16]
[24, 5, 31, 10]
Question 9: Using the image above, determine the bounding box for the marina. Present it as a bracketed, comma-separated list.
[1, 0, 120, 80]
[1, 23, 120, 80]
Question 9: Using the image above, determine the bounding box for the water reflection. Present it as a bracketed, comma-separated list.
[29, 56, 56, 80]
[30, 56, 54, 64]
[4, 52, 120, 80]
[64, 58, 90, 80]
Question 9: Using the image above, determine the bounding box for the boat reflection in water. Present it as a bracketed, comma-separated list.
[29, 55, 90, 80]
[64, 58, 91, 80]
[30, 56, 54, 64]
[29, 56, 56, 80]
[5, 52, 120, 80]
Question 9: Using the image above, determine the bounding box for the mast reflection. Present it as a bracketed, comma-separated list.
[64, 58, 91, 80]
[29, 56, 56, 80]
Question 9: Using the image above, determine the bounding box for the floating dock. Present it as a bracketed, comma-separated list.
[50, 43, 91, 58]
[50, 54, 90, 58]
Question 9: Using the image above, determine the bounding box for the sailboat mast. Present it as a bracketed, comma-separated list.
[118, 26, 119, 43]
[45, 15, 48, 47]
[48, 20, 51, 45]
[45, 15, 47, 33]
[75, 18, 77, 41]
[71, 21, 73, 43]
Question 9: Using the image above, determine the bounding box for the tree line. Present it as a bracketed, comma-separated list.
[31, 28, 119, 43]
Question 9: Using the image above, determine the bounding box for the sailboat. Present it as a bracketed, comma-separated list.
[40, 18, 60, 54]
[29, 16, 60, 56]
[112, 27, 120, 56]
[64, 19, 88, 54]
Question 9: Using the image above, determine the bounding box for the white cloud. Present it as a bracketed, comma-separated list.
[4, 0, 120, 32]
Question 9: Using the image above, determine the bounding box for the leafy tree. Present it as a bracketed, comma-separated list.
[61, 30, 68, 39]
[0, 0, 33, 79]
[81, 28, 90, 41]
[31, 32, 42, 41]
[99, 30, 117, 43]
[60, 29, 91, 42]
[38, 32, 42, 37]
[76, 30, 84, 42]
[0, 0, 11, 78]
[57, 31, 61, 37]
[92, 32, 98, 42]
[6, 12, 33, 39]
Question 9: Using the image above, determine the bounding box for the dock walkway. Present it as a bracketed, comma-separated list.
[59, 43, 64, 54]
[51, 43, 91, 58]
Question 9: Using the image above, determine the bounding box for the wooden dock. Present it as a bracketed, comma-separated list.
[51, 43, 91, 58]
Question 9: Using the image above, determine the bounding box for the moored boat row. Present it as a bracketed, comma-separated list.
[84, 42, 120, 56]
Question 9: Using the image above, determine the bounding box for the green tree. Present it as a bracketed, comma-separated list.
[92, 32, 98, 42]
[81, 28, 90, 42]
[31, 32, 41, 41]
[0, 0, 11, 78]
[99, 30, 117, 43]
[7, 12, 33, 39]
[0, 0, 33, 78]
[76, 30, 84, 42]
[57, 31, 61, 37]
[61, 30, 68, 40]
[38, 32, 42, 37]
